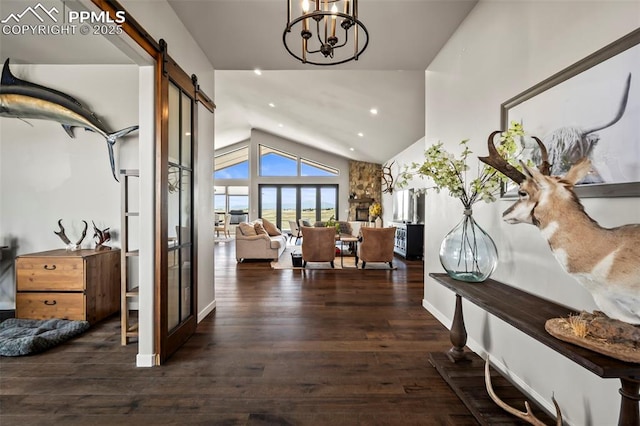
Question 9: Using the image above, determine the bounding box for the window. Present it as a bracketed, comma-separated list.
[301, 158, 339, 176]
[260, 186, 278, 224]
[320, 186, 337, 220]
[214, 185, 249, 222]
[260, 145, 297, 176]
[300, 187, 316, 223]
[214, 146, 249, 179]
[258, 184, 339, 230]
[259, 145, 339, 177]
[214, 186, 226, 212]
[228, 186, 249, 212]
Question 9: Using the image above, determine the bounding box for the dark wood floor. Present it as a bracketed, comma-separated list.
[0, 241, 478, 425]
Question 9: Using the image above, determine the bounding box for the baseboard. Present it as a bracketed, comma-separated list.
[198, 299, 216, 322]
[0, 309, 15, 321]
[136, 353, 156, 367]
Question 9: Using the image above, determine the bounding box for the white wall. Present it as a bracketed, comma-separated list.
[0, 64, 138, 309]
[381, 137, 425, 226]
[420, 2, 640, 425]
[117, 0, 217, 365]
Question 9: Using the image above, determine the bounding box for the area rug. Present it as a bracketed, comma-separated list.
[271, 248, 344, 270]
[271, 248, 397, 270]
[215, 236, 234, 244]
[0, 318, 90, 356]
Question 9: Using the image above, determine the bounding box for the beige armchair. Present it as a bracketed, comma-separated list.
[301, 226, 336, 268]
[357, 227, 396, 269]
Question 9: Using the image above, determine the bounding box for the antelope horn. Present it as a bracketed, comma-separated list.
[479, 131, 526, 184]
[485, 358, 562, 426]
[92, 221, 111, 246]
[92, 221, 101, 239]
[54, 219, 71, 245]
[532, 136, 551, 176]
[76, 220, 88, 246]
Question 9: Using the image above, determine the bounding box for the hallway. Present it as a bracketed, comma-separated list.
[1, 242, 476, 425]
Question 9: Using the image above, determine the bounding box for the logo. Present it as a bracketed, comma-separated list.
[1, 1, 125, 36]
[1, 3, 59, 24]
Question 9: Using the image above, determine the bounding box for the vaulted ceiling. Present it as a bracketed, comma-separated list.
[0, 0, 478, 164]
[168, 0, 478, 163]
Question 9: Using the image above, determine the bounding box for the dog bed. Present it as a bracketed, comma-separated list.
[0, 318, 90, 356]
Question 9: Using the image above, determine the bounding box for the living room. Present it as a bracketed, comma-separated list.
[1, 1, 639, 424]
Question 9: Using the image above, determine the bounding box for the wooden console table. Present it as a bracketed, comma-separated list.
[429, 273, 640, 426]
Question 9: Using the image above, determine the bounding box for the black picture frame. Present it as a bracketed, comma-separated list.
[500, 28, 640, 198]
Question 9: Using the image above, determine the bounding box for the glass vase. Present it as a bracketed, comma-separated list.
[439, 209, 498, 283]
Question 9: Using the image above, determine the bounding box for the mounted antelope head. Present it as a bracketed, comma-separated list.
[480, 131, 640, 325]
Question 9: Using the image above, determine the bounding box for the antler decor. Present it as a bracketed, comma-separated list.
[377, 161, 395, 194]
[54, 219, 88, 251]
[478, 131, 550, 183]
[485, 358, 562, 426]
[92, 221, 111, 249]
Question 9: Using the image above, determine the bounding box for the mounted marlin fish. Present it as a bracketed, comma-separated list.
[0, 59, 138, 181]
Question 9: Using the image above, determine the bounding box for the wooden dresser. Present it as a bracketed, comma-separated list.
[16, 248, 120, 324]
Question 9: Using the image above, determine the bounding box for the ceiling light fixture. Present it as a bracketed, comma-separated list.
[269, 103, 276, 108]
[254, 69, 262, 76]
[357, 132, 364, 137]
[369, 108, 378, 115]
[283, 0, 369, 66]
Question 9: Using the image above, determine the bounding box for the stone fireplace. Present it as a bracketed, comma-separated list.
[348, 160, 382, 221]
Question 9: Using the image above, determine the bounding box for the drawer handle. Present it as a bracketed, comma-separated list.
[43, 300, 57, 306]
[43, 265, 57, 270]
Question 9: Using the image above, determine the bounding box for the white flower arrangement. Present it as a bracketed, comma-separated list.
[398, 121, 525, 209]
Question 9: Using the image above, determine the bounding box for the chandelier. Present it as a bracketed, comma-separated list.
[283, 0, 369, 66]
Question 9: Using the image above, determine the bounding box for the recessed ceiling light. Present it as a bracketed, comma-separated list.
[350, 147, 355, 151]
[278, 123, 284, 128]
[357, 132, 364, 137]
[268, 102, 275, 108]
[369, 108, 378, 115]
[254, 69, 262, 76]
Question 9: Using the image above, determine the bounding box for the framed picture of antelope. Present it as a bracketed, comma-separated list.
[500, 28, 640, 198]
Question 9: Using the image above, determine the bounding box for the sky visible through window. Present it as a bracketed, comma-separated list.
[301, 163, 335, 176]
[261, 153, 297, 176]
[214, 161, 248, 179]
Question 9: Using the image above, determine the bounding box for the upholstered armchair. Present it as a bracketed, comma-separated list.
[357, 227, 396, 269]
[301, 226, 336, 268]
